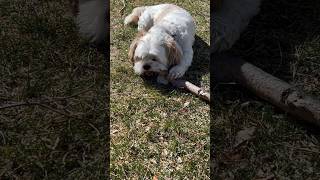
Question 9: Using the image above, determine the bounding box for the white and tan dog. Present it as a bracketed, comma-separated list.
[213, 0, 262, 52]
[124, 4, 195, 81]
[71, 0, 107, 46]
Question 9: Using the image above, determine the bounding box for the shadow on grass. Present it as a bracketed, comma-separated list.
[210, 0, 320, 150]
[231, 0, 320, 80]
[211, 2, 320, 176]
[0, 1, 108, 179]
[212, 0, 320, 128]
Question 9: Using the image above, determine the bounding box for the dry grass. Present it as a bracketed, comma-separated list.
[110, 0, 210, 178]
[0, 0, 107, 179]
[212, 0, 320, 179]
[3, 0, 318, 179]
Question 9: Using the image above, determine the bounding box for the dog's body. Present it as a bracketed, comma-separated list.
[124, 4, 195, 81]
[212, 0, 262, 52]
[72, 0, 107, 46]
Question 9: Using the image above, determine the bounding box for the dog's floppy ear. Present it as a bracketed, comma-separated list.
[128, 30, 146, 64]
[165, 36, 182, 66]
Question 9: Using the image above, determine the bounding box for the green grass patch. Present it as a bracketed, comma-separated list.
[110, 0, 210, 178]
[212, 0, 320, 179]
[0, 0, 107, 179]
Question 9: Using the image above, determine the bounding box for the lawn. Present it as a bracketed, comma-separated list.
[110, 0, 210, 179]
[4, 0, 317, 179]
[0, 0, 107, 179]
[212, 0, 320, 179]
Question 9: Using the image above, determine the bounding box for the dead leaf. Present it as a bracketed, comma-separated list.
[234, 126, 256, 147]
[183, 101, 190, 108]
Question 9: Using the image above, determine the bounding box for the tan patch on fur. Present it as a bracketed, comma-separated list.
[127, 7, 146, 25]
[128, 30, 146, 64]
[154, 5, 181, 24]
[130, 15, 139, 25]
[165, 37, 181, 66]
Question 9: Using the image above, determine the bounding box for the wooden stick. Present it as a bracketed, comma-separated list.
[158, 71, 210, 102]
[0, 101, 82, 120]
[171, 79, 210, 102]
[213, 53, 320, 126]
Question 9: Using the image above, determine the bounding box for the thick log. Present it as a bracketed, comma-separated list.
[213, 54, 320, 126]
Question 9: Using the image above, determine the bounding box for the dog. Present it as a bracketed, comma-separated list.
[70, 0, 108, 47]
[212, 0, 262, 52]
[124, 4, 195, 82]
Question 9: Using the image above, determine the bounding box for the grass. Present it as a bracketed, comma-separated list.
[3, 0, 318, 179]
[0, 0, 107, 179]
[110, 0, 210, 179]
[212, 0, 320, 179]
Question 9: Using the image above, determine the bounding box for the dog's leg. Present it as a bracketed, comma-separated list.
[77, 0, 107, 46]
[168, 34, 195, 80]
[136, 12, 154, 31]
[124, 7, 146, 26]
[212, 0, 262, 52]
[124, 7, 154, 31]
[168, 45, 193, 80]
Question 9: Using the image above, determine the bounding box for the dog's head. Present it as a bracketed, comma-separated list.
[128, 30, 182, 76]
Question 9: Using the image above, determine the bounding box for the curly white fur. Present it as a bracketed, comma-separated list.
[77, 0, 107, 45]
[125, 4, 195, 81]
[212, 0, 262, 52]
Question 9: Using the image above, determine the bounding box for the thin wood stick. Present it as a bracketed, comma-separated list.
[0, 102, 38, 110]
[0, 101, 82, 120]
[171, 79, 210, 102]
[158, 71, 210, 102]
[120, 0, 126, 15]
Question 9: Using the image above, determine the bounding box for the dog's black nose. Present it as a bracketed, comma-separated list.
[143, 64, 151, 70]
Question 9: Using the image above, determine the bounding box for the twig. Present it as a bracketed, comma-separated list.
[158, 71, 210, 102]
[171, 79, 210, 102]
[47, 86, 94, 100]
[36, 103, 82, 120]
[1, 86, 93, 109]
[120, 0, 126, 15]
[0, 131, 5, 145]
[0, 101, 82, 120]
[0, 102, 38, 110]
[289, 146, 320, 154]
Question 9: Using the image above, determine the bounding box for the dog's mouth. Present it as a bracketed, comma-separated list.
[143, 70, 168, 76]
[142, 71, 158, 77]
[140, 70, 168, 79]
[139, 71, 157, 81]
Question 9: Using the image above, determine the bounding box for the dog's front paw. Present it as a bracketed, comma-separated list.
[137, 25, 143, 31]
[137, 23, 148, 31]
[124, 15, 132, 25]
[124, 15, 139, 26]
[168, 65, 187, 80]
[157, 75, 169, 85]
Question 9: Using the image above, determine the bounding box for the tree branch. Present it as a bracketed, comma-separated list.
[213, 54, 320, 126]
[171, 79, 210, 102]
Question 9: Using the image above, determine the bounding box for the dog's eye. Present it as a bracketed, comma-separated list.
[151, 58, 156, 61]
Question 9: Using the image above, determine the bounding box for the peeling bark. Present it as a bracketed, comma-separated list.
[213, 54, 320, 126]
